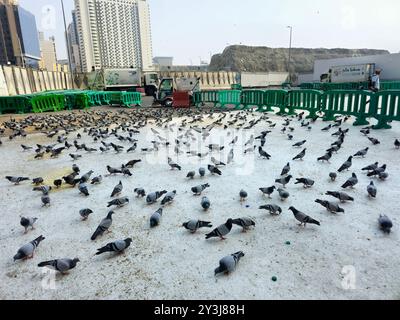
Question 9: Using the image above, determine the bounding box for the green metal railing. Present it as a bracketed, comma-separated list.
[286, 90, 322, 117]
[0, 96, 32, 114]
[193, 91, 219, 107]
[262, 90, 288, 113]
[373, 90, 400, 129]
[31, 94, 65, 113]
[218, 90, 241, 109]
[241, 90, 265, 110]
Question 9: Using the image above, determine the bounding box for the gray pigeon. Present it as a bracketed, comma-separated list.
[275, 175, 293, 188]
[227, 149, 234, 164]
[192, 183, 210, 195]
[78, 183, 89, 196]
[232, 217, 255, 232]
[329, 172, 337, 182]
[214, 251, 245, 276]
[161, 190, 177, 205]
[14, 235, 45, 261]
[277, 188, 289, 201]
[33, 185, 52, 195]
[20, 217, 38, 233]
[5, 176, 30, 185]
[338, 157, 353, 172]
[205, 219, 233, 240]
[182, 220, 212, 233]
[80, 170, 94, 183]
[96, 238, 132, 255]
[199, 167, 206, 177]
[259, 186, 276, 198]
[38, 258, 80, 274]
[91, 211, 115, 240]
[281, 162, 290, 176]
[91, 175, 103, 185]
[134, 188, 146, 197]
[259, 204, 282, 215]
[325, 191, 354, 203]
[201, 196, 211, 210]
[107, 197, 129, 208]
[289, 207, 320, 227]
[150, 208, 163, 227]
[378, 215, 393, 233]
[353, 147, 369, 158]
[186, 171, 196, 179]
[41, 194, 51, 207]
[292, 148, 306, 161]
[211, 157, 226, 166]
[295, 178, 315, 188]
[315, 199, 345, 214]
[362, 162, 379, 172]
[208, 165, 222, 175]
[292, 140, 306, 148]
[341, 173, 358, 189]
[79, 208, 93, 220]
[146, 191, 167, 204]
[239, 190, 248, 202]
[367, 181, 377, 198]
[168, 157, 182, 170]
[111, 181, 123, 197]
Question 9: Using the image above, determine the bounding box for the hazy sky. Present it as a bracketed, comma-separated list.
[19, 0, 400, 65]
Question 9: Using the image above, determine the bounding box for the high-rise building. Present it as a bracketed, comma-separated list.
[74, 0, 153, 72]
[38, 32, 57, 71]
[0, 0, 40, 68]
[67, 10, 82, 72]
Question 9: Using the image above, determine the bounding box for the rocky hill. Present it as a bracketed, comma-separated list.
[209, 45, 390, 74]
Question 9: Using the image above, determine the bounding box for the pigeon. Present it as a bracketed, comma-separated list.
[186, 171, 196, 179]
[41, 194, 51, 207]
[168, 157, 182, 170]
[338, 156, 353, 172]
[69, 154, 82, 161]
[134, 188, 146, 197]
[80, 170, 94, 183]
[329, 172, 337, 182]
[259, 204, 282, 215]
[341, 173, 358, 189]
[321, 124, 332, 132]
[161, 190, 177, 205]
[146, 190, 167, 204]
[292, 140, 306, 148]
[353, 147, 369, 158]
[127, 144, 137, 153]
[280, 163, 290, 176]
[227, 149, 234, 164]
[91, 175, 103, 185]
[367, 181, 377, 198]
[367, 165, 387, 177]
[368, 137, 380, 145]
[14, 235, 45, 261]
[107, 166, 122, 175]
[53, 179, 62, 188]
[199, 167, 206, 177]
[79, 208, 93, 220]
[275, 175, 293, 188]
[395, 139, 400, 149]
[232, 217, 255, 232]
[258, 147, 271, 159]
[38, 258, 80, 274]
[182, 220, 212, 233]
[259, 186, 276, 198]
[5, 176, 29, 185]
[95, 238, 132, 255]
[201, 196, 211, 210]
[378, 215, 393, 233]
[208, 165, 222, 175]
[21, 144, 33, 151]
[78, 183, 90, 196]
[317, 151, 333, 163]
[325, 191, 354, 203]
[192, 184, 210, 195]
[315, 199, 345, 214]
[125, 159, 141, 168]
[111, 181, 123, 197]
[91, 211, 115, 240]
[292, 149, 306, 161]
[277, 188, 289, 201]
[214, 251, 245, 276]
[150, 208, 163, 227]
[20, 217, 38, 233]
[107, 197, 129, 208]
[32, 177, 44, 186]
[295, 178, 315, 188]
[362, 162, 378, 172]
[378, 172, 389, 180]
[289, 207, 320, 227]
[211, 157, 226, 166]
[239, 190, 248, 202]
[33, 185, 52, 195]
[205, 219, 233, 240]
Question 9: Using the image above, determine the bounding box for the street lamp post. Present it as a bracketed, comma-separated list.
[287, 26, 293, 83]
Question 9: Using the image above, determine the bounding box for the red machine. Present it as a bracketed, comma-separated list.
[172, 91, 190, 108]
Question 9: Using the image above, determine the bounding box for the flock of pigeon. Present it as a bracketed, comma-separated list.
[1, 106, 399, 280]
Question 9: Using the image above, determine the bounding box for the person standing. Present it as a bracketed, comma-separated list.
[369, 69, 381, 92]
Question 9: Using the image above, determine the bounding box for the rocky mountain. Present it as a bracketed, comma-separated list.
[209, 45, 390, 74]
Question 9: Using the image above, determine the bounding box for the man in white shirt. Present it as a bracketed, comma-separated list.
[369, 69, 381, 92]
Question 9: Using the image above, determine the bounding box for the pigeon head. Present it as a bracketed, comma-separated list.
[288, 206, 295, 212]
[235, 251, 245, 258]
[73, 258, 80, 263]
